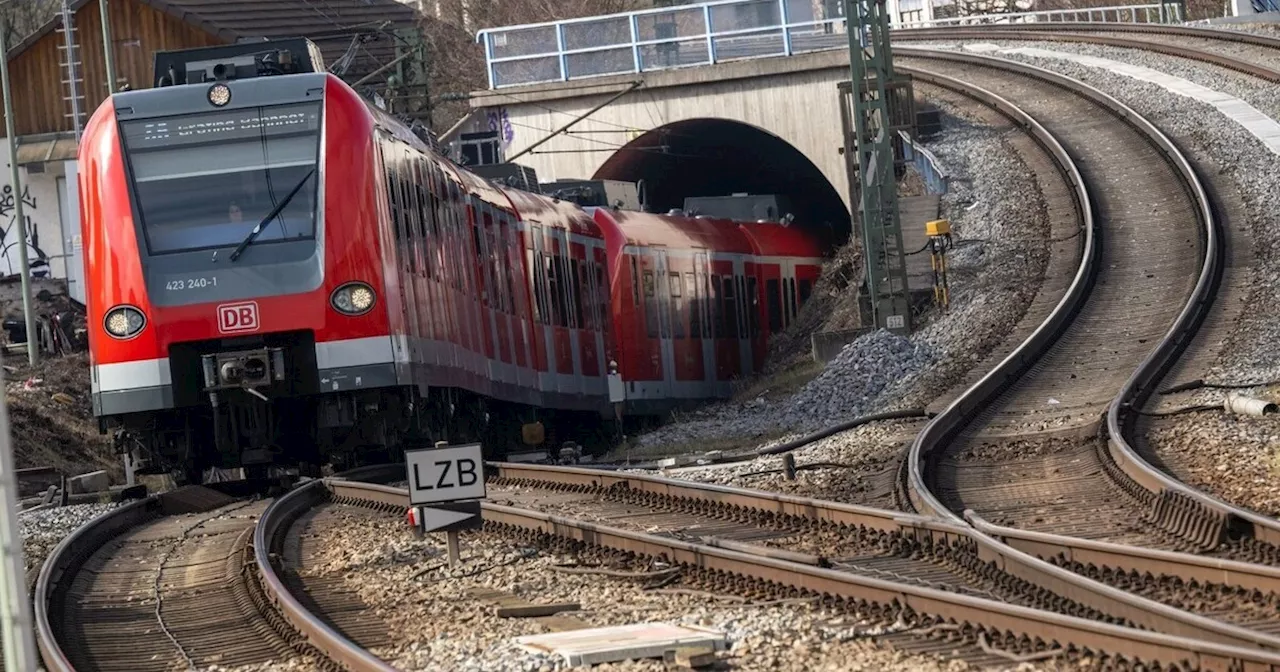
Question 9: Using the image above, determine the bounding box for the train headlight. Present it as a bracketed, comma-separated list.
[103, 305, 146, 339]
[330, 282, 376, 316]
[208, 83, 231, 107]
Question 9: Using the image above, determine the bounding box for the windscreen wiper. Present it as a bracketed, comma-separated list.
[229, 168, 316, 262]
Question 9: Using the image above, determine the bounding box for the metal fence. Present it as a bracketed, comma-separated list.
[899, 130, 948, 195]
[475, 0, 1177, 89]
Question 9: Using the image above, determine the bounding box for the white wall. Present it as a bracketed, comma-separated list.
[0, 150, 71, 287]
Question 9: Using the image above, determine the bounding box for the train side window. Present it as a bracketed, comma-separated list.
[629, 257, 640, 306]
[686, 272, 700, 339]
[643, 269, 658, 338]
[403, 164, 418, 274]
[747, 276, 760, 337]
[766, 278, 782, 333]
[710, 275, 723, 338]
[799, 277, 812, 307]
[669, 272, 684, 339]
[596, 263, 608, 333]
[786, 277, 797, 322]
[531, 229, 547, 324]
[546, 254, 563, 327]
[720, 275, 737, 339]
[567, 257, 582, 329]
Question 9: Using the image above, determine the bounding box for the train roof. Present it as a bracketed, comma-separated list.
[502, 189, 602, 238]
[737, 221, 827, 259]
[591, 208, 755, 254]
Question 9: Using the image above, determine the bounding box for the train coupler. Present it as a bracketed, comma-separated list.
[200, 347, 286, 393]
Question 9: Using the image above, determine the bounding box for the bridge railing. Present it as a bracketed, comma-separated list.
[475, 0, 1176, 89]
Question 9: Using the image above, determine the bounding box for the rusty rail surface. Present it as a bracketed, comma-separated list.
[329, 478, 1280, 671]
[256, 479, 400, 672]
[891, 27, 1280, 83]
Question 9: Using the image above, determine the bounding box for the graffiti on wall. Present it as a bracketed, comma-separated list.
[486, 107, 515, 146]
[0, 184, 50, 278]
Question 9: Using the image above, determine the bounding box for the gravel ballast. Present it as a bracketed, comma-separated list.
[19, 501, 119, 575]
[914, 39, 1280, 514]
[237, 505, 1054, 672]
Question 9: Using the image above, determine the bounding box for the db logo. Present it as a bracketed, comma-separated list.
[217, 302, 260, 334]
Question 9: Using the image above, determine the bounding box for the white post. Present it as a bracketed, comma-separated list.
[0, 362, 36, 672]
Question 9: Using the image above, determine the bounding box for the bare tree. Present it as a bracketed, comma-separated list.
[422, 0, 652, 132]
[1, 0, 59, 47]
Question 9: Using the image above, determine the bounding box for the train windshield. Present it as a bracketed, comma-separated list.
[119, 101, 322, 256]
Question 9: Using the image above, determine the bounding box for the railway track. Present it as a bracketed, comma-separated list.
[327, 474, 1280, 670]
[893, 43, 1280, 645]
[896, 22, 1280, 72]
[892, 24, 1280, 83]
[33, 478, 397, 672]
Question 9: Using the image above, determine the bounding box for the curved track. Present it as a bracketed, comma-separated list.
[893, 20, 1280, 570]
[34, 481, 396, 672]
[894, 42, 1280, 642]
[895, 22, 1280, 73]
[893, 24, 1280, 83]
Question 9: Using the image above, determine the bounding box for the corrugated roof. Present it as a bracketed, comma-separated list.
[154, 0, 423, 86]
[10, 0, 424, 90]
[15, 134, 79, 165]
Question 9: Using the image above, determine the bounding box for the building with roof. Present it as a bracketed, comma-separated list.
[2, 0, 424, 303]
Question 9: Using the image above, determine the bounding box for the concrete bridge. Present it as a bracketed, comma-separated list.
[448, 48, 860, 239]
[441, 0, 1247, 240]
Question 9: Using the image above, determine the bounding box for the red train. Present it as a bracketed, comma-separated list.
[78, 39, 825, 483]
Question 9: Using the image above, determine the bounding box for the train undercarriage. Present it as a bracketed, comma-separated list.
[107, 365, 620, 487]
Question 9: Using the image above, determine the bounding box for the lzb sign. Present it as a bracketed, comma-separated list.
[218, 301, 260, 334]
[405, 443, 486, 534]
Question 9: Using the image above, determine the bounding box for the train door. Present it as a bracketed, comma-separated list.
[592, 244, 610, 389]
[668, 256, 703, 390]
[473, 210, 497, 377]
[652, 248, 677, 396]
[529, 224, 554, 389]
[694, 252, 715, 390]
[736, 260, 755, 378]
[507, 222, 533, 381]
[710, 257, 739, 383]
[546, 228, 576, 391]
[488, 215, 514, 372]
[757, 259, 783, 368]
[573, 239, 602, 381]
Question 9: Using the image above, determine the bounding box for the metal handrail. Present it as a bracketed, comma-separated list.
[474, 0, 1174, 89]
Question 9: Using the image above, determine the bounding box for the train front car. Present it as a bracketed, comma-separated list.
[81, 40, 394, 484]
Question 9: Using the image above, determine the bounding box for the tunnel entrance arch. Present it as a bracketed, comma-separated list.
[592, 118, 850, 249]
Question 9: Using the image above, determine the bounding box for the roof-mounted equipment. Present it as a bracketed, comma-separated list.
[154, 37, 326, 87]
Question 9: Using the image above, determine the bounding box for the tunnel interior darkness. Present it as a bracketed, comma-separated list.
[592, 118, 851, 249]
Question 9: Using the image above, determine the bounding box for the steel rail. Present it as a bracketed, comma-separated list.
[34, 496, 159, 671]
[490, 460, 1280, 648]
[328, 478, 1280, 671]
[255, 479, 400, 672]
[34, 467, 402, 672]
[894, 21, 1280, 52]
[889, 27, 1280, 83]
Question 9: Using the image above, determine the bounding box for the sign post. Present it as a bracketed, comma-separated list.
[405, 441, 486, 568]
